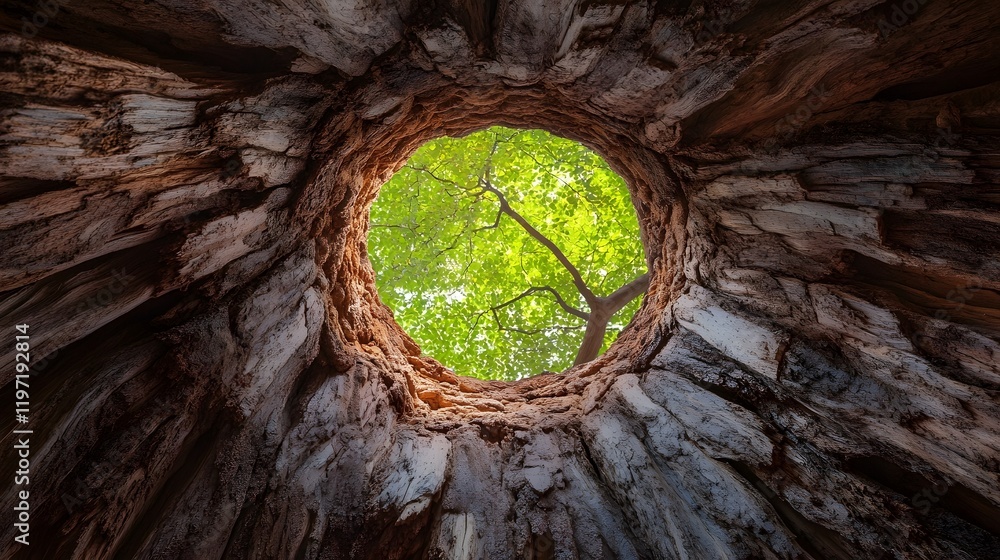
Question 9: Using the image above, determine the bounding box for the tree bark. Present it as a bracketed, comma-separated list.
[1, 1, 1000, 559]
[574, 273, 650, 365]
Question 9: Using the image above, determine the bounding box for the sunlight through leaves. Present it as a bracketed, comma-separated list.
[368, 127, 646, 381]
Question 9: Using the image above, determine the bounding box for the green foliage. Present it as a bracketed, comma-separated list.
[367, 127, 645, 381]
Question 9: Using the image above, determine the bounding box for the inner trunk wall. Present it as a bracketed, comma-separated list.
[1, 1, 999, 558]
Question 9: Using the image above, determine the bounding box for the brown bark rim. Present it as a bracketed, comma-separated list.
[311, 86, 688, 411]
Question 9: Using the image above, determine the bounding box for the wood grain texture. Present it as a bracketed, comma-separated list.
[1, 0, 999, 558]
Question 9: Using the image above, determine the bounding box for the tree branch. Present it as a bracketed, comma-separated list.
[408, 164, 478, 194]
[474, 208, 502, 233]
[489, 286, 590, 320]
[603, 272, 650, 315]
[480, 179, 599, 305]
[512, 142, 584, 197]
[491, 320, 586, 337]
[573, 272, 649, 366]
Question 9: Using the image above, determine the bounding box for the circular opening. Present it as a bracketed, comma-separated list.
[367, 126, 648, 381]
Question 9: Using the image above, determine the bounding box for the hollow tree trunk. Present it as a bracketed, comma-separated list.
[1, 1, 999, 559]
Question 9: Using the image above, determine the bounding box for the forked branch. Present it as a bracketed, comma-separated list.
[490, 285, 590, 321]
[479, 179, 599, 305]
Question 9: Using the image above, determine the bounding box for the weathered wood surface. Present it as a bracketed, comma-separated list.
[1, 0, 999, 558]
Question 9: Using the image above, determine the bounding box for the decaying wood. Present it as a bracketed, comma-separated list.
[1, 0, 999, 558]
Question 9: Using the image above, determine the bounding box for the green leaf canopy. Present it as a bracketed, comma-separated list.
[367, 126, 646, 381]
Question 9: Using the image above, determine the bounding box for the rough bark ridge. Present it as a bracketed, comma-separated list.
[1, 0, 999, 558]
